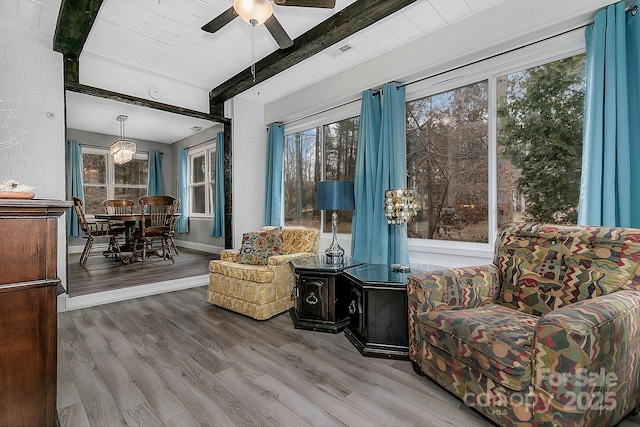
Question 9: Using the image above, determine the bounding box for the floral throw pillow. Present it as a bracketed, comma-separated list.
[237, 227, 283, 265]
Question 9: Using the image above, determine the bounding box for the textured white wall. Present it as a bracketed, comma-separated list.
[226, 97, 268, 249]
[0, 26, 67, 286]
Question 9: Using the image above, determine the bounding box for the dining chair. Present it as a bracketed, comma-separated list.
[132, 195, 177, 266]
[166, 198, 180, 256]
[103, 199, 134, 214]
[72, 197, 124, 266]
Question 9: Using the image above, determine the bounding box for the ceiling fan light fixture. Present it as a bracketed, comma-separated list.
[233, 0, 273, 26]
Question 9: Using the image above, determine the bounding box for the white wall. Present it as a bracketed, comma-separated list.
[0, 26, 67, 286]
[226, 97, 268, 249]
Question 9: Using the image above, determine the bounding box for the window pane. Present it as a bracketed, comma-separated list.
[406, 81, 489, 243]
[82, 153, 106, 184]
[192, 185, 205, 214]
[322, 117, 358, 233]
[284, 127, 321, 229]
[83, 186, 107, 215]
[115, 158, 148, 185]
[114, 187, 146, 213]
[193, 154, 205, 184]
[497, 55, 585, 226]
[208, 149, 216, 182]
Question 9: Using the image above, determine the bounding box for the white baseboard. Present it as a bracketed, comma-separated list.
[58, 274, 209, 312]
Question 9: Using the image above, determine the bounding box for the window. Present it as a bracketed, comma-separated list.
[284, 116, 359, 232]
[406, 81, 489, 243]
[497, 54, 585, 226]
[188, 141, 216, 217]
[280, 32, 586, 246]
[81, 148, 148, 214]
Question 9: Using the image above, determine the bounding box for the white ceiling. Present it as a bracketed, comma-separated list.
[0, 0, 614, 143]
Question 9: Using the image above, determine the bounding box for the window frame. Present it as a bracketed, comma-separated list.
[80, 146, 148, 213]
[280, 28, 586, 256]
[187, 139, 216, 218]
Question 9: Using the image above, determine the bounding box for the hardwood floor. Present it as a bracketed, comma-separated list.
[57, 286, 640, 427]
[67, 247, 218, 297]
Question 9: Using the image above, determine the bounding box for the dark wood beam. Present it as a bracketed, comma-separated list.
[53, 0, 104, 59]
[208, 0, 417, 107]
[66, 79, 227, 123]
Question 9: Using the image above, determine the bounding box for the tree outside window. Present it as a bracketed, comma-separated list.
[284, 116, 359, 233]
[497, 54, 585, 225]
[406, 81, 489, 243]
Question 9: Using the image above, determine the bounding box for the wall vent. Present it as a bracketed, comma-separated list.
[326, 43, 354, 58]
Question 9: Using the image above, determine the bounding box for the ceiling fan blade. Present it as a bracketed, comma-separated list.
[201, 6, 237, 33]
[264, 15, 294, 49]
[272, 0, 336, 8]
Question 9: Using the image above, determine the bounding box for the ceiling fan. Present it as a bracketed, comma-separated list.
[201, 0, 336, 49]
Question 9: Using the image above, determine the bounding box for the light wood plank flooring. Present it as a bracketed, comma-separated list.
[57, 286, 640, 427]
[67, 248, 217, 297]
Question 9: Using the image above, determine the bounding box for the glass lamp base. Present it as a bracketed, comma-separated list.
[390, 263, 412, 273]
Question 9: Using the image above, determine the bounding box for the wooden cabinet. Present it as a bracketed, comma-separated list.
[289, 256, 364, 333]
[343, 264, 412, 360]
[0, 199, 71, 426]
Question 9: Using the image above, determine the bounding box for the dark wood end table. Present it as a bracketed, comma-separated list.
[343, 264, 414, 360]
[289, 255, 365, 333]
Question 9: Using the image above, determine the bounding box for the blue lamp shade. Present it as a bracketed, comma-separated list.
[315, 180, 355, 211]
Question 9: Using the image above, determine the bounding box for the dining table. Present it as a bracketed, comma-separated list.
[94, 212, 180, 264]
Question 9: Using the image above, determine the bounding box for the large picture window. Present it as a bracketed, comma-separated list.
[406, 81, 489, 243]
[81, 148, 148, 214]
[284, 116, 359, 232]
[188, 142, 216, 217]
[281, 36, 585, 246]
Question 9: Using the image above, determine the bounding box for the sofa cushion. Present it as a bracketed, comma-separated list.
[209, 260, 275, 283]
[417, 304, 538, 391]
[237, 228, 283, 265]
[496, 224, 640, 316]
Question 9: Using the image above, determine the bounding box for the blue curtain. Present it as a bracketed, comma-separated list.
[176, 147, 189, 233]
[264, 123, 285, 226]
[352, 90, 382, 262]
[351, 82, 407, 264]
[147, 150, 164, 196]
[66, 140, 84, 236]
[211, 131, 225, 237]
[579, 1, 640, 227]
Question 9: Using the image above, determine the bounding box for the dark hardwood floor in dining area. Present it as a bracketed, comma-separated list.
[67, 247, 218, 297]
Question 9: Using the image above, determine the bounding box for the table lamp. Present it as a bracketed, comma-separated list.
[384, 188, 417, 272]
[316, 180, 355, 263]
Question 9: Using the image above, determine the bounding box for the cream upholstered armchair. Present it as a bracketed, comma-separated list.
[207, 226, 320, 320]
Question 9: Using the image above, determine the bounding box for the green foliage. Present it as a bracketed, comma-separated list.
[497, 55, 585, 224]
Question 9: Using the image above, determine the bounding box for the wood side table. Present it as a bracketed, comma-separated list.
[343, 264, 414, 360]
[289, 255, 365, 333]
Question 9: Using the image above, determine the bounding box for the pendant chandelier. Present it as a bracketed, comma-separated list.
[109, 115, 136, 165]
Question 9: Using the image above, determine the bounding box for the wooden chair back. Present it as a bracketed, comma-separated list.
[138, 196, 177, 237]
[72, 197, 90, 235]
[103, 199, 134, 214]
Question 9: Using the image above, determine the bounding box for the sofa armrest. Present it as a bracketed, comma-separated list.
[220, 249, 240, 262]
[407, 264, 500, 363]
[267, 252, 316, 266]
[533, 290, 640, 425]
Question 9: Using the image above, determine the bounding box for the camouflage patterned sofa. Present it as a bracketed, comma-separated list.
[408, 223, 640, 427]
[207, 226, 319, 320]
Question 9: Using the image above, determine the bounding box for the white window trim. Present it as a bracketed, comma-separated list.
[188, 139, 216, 218]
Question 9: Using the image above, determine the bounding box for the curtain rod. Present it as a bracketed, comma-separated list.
[284, 17, 609, 127]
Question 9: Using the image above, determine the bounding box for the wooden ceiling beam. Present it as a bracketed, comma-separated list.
[208, 0, 418, 108]
[53, 0, 104, 59]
